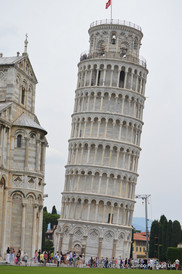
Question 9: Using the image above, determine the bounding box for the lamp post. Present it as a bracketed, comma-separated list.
[135, 194, 151, 259]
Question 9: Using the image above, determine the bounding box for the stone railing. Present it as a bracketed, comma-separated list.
[90, 19, 142, 32]
[80, 50, 147, 68]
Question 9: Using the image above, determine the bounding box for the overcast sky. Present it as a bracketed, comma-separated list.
[1, 0, 182, 224]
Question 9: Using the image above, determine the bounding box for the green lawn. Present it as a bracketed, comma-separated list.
[0, 266, 180, 274]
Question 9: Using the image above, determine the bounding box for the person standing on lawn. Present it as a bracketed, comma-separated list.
[6, 247, 10, 264]
[23, 252, 28, 266]
[10, 247, 14, 263]
[40, 252, 44, 264]
[16, 250, 21, 266]
[44, 251, 48, 266]
[175, 259, 180, 270]
[38, 249, 41, 263]
[56, 253, 60, 267]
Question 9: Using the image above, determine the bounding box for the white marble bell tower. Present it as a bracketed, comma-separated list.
[55, 19, 148, 260]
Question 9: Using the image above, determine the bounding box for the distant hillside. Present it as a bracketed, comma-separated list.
[132, 217, 152, 232]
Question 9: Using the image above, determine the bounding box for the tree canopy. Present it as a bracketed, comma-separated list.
[149, 215, 182, 260]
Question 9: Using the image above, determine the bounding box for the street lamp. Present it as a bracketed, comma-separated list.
[135, 194, 151, 259]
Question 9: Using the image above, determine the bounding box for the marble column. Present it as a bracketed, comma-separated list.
[93, 94, 97, 111]
[110, 70, 114, 86]
[40, 142, 46, 172]
[97, 237, 103, 258]
[89, 120, 94, 137]
[59, 233, 64, 251]
[100, 95, 104, 112]
[121, 97, 125, 115]
[38, 206, 43, 249]
[24, 137, 29, 170]
[94, 202, 99, 222]
[89, 69, 93, 86]
[124, 72, 128, 88]
[103, 69, 106, 86]
[112, 239, 118, 258]
[98, 176, 102, 193]
[79, 201, 84, 219]
[68, 233, 73, 250]
[116, 206, 120, 224]
[116, 149, 120, 168]
[21, 203, 26, 253]
[102, 203, 106, 223]
[35, 140, 40, 171]
[117, 70, 121, 87]
[32, 205, 38, 257]
[109, 206, 113, 224]
[97, 119, 101, 137]
[96, 69, 99, 86]
[104, 120, 108, 138]
[87, 202, 91, 221]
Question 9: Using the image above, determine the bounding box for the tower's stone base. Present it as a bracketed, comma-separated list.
[55, 219, 131, 261]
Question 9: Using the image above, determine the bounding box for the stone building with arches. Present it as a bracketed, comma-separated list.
[0, 41, 47, 258]
[55, 19, 148, 260]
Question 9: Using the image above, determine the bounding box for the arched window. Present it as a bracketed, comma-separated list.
[107, 213, 113, 223]
[119, 71, 125, 88]
[111, 33, 116, 45]
[17, 134, 22, 148]
[21, 87, 25, 105]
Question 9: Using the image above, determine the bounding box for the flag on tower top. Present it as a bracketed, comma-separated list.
[105, 0, 111, 9]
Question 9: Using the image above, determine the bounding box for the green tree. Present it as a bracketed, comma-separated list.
[149, 216, 182, 260]
[42, 211, 49, 251]
[161, 218, 168, 261]
[172, 220, 181, 247]
[149, 220, 159, 258]
[166, 220, 173, 248]
[158, 244, 163, 261]
[130, 227, 134, 258]
[51, 205, 57, 215]
[50, 213, 60, 229]
[42, 208, 60, 250]
[158, 215, 167, 244]
[44, 239, 54, 253]
[157, 215, 168, 261]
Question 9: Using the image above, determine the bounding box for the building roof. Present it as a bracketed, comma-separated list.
[133, 232, 150, 241]
[0, 55, 38, 83]
[0, 102, 12, 112]
[13, 113, 47, 133]
[0, 56, 24, 65]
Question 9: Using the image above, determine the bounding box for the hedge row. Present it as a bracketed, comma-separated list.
[167, 247, 182, 264]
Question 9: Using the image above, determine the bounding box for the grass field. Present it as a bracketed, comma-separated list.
[0, 266, 179, 274]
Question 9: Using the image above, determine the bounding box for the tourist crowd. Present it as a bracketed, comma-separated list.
[4, 247, 180, 270]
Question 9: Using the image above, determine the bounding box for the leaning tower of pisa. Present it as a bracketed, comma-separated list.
[55, 19, 148, 260]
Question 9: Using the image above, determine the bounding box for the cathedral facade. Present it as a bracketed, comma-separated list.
[55, 19, 148, 260]
[0, 42, 47, 258]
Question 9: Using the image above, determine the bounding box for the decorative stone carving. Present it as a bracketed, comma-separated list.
[27, 195, 34, 204]
[13, 175, 23, 187]
[28, 176, 36, 189]
[74, 228, 83, 239]
[104, 231, 114, 242]
[88, 229, 99, 240]
[0, 71, 4, 80]
[118, 232, 124, 241]
[12, 193, 22, 202]
[63, 226, 69, 237]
